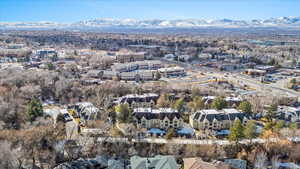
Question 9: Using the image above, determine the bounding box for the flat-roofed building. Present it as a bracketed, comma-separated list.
[158, 66, 185, 78]
[111, 60, 163, 73]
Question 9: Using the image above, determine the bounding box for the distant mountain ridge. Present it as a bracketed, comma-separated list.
[1, 17, 300, 29]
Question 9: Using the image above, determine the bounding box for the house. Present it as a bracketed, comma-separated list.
[68, 102, 99, 121]
[113, 93, 159, 108]
[130, 155, 180, 169]
[183, 158, 230, 169]
[53, 155, 125, 169]
[224, 159, 247, 169]
[158, 67, 186, 78]
[133, 108, 183, 129]
[190, 109, 251, 130]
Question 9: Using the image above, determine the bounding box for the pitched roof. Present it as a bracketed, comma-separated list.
[184, 158, 230, 169]
[130, 155, 180, 169]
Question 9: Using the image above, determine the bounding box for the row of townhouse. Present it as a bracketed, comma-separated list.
[190, 109, 251, 130]
[111, 60, 163, 72]
[113, 93, 159, 108]
[132, 108, 184, 130]
[115, 52, 146, 63]
[202, 96, 243, 107]
[101, 70, 159, 81]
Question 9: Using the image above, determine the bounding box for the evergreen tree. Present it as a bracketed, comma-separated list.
[229, 119, 244, 144]
[27, 98, 43, 122]
[212, 97, 227, 110]
[238, 101, 252, 114]
[115, 104, 132, 123]
[172, 98, 185, 112]
[244, 120, 256, 142]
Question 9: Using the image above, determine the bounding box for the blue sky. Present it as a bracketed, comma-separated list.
[1, 0, 300, 22]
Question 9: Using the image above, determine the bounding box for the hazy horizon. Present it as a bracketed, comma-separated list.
[1, 0, 300, 23]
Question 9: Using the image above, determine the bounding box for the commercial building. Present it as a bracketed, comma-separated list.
[158, 66, 186, 78]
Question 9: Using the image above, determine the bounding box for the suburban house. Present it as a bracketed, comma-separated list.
[190, 109, 251, 130]
[130, 155, 180, 169]
[183, 158, 230, 169]
[114, 93, 159, 108]
[158, 66, 186, 78]
[133, 108, 183, 129]
[68, 102, 99, 121]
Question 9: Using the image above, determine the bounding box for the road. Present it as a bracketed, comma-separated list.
[160, 58, 300, 98]
[91, 136, 299, 145]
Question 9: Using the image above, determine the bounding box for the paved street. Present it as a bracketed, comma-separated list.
[92, 136, 299, 145]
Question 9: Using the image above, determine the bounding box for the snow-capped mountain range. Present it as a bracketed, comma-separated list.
[1, 17, 300, 29]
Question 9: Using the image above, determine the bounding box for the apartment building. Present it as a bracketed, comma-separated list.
[113, 93, 159, 108]
[111, 60, 163, 72]
[133, 108, 183, 129]
[190, 109, 251, 130]
[115, 52, 145, 63]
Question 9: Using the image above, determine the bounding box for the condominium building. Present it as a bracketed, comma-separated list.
[115, 52, 145, 63]
[113, 93, 159, 108]
[133, 108, 183, 129]
[190, 109, 251, 130]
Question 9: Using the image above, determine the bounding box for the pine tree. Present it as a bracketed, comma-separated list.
[244, 120, 256, 143]
[115, 104, 132, 123]
[229, 119, 244, 144]
[172, 98, 185, 112]
[212, 97, 227, 110]
[238, 101, 252, 114]
[27, 98, 43, 122]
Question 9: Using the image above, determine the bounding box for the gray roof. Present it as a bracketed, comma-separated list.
[192, 109, 251, 122]
[130, 155, 180, 169]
